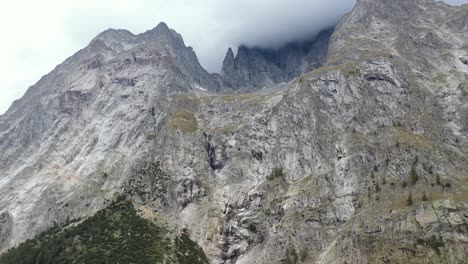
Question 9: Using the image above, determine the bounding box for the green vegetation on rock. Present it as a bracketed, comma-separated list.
[410, 166, 420, 186]
[422, 192, 428, 202]
[309, 61, 361, 78]
[267, 167, 285, 181]
[166, 109, 199, 133]
[416, 235, 445, 255]
[407, 193, 413, 206]
[175, 233, 210, 264]
[0, 198, 209, 264]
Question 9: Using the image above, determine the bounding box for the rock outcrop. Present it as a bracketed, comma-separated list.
[220, 28, 333, 90]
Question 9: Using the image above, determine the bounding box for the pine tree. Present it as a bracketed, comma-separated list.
[407, 193, 413, 206]
[376, 182, 381, 192]
[410, 166, 419, 185]
[436, 174, 441, 186]
[422, 192, 428, 201]
[402, 181, 408, 188]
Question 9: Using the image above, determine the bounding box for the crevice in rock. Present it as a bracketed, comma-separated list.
[364, 73, 396, 86]
[251, 149, 263, 162]
[203, 132, 227, 172]
[459, 57, 468, 65]
[112, 77, 137, 87]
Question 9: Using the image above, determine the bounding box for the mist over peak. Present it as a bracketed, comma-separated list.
[1, 0, 468, 114]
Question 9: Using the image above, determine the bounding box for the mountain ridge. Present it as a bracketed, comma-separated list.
[220, 28, 334, 90]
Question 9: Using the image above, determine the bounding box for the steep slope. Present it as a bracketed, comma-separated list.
[0, 0, 467, 263]
[220, 28, 333, 90]
[0, 21, 220, 253]
[0, 198, 209, 264]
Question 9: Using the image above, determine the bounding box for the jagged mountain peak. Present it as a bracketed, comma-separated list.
[226, 47, 234, 56]
[221, 27, 334, 90]
[95, 28, 135, 41]
[329, 0, 468, 68]
[90, 28, 136, 53]
[154, 21, 170, 31]
[140, 21, 183, 42]
[85, 22, 335, 93]
[88, 22, 187, 54]
[1, 0, 468, 263]
[224, 47, 235, 64]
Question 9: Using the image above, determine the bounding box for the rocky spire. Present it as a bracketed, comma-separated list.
[220, 48, 237, 87]
[220, 28, 334, 90]
[221, 48, 235, 76]
[144, 22, 173, 39]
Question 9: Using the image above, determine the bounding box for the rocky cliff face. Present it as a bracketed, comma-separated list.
[220, 28, 333, 90]
[1, 0, 468, 263]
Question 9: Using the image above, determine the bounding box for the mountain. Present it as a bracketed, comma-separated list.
[1, 0, 468, 263]
[220, 28, 333, 90]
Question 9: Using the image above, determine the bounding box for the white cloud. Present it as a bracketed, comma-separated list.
[444, 0, 468, 4]
[0, 0, 466, 114]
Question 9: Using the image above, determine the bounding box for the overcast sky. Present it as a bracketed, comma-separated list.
[0, 0, 467, 114]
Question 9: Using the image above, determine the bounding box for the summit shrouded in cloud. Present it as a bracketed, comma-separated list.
[1, 0, 352, 115]
[0, 0, 467, 114]
[1, 0, 468, 263]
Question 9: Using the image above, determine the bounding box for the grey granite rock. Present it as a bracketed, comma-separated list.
[0, 0, 467, 263]
[220, 28, 334, 90]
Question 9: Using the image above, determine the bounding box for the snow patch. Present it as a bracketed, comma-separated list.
[194, 84, 207, 91]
